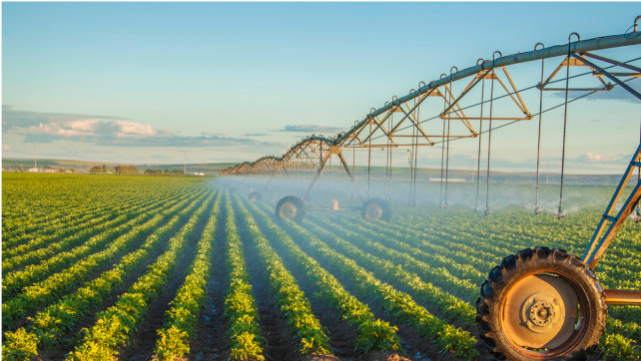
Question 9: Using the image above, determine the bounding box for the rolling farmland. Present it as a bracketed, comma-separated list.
[2, 173, 640, 361]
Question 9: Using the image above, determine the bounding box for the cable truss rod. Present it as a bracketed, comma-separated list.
[335, 31, 641, 145]
[219, 30, 641, 177]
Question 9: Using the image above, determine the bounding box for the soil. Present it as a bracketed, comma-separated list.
[235, 201, 302, 361]
[123, 197, 215, 361]
[303, 353, 343, 361]
[290, 215, 469, 361]
[247, 202, 362, 361]
[34, 198, 207, 361]
[190, 203, 230, 361]
[312, 215, 473, 331]
[366, 351, 413, 361]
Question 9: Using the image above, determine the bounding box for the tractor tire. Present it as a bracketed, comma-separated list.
[361, 198, 391, 222]
[275, 196, 305, 221]
[249, 191, 262, 202]
[476, 247, 606, 361]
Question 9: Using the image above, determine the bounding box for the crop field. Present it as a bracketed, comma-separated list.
[2, 173, 640, 361]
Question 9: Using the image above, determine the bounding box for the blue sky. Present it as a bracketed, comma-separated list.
[2, 2, 640, 173]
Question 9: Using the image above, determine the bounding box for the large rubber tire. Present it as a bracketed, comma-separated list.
[275, 196, 305, 221]
[361, 198, 391, 222]
[476, 247, 606, 361]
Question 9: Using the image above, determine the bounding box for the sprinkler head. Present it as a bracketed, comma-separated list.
[534, 206, 542, 216]
[484, 207, 491, 216]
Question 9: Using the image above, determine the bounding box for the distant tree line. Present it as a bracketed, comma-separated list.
[144, 169, 185, 176]
[90, 164, 139, 175]
[89, 165, 109, 174]
[89, 164, 185, 176]
[115, 165, 139, 174]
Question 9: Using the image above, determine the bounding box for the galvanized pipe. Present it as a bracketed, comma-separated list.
[223, 31, 641, 176]
[336, 31, 641, 145]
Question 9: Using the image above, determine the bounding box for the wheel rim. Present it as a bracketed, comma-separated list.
[365, 204, 383, 221]
[279, 202, 297, 219]
[501, 272, 586, 357]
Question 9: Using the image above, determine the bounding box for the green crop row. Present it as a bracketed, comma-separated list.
[5, 211, 117, 259]
[2, 188, 153, 251]
[2, 189, 202, 299]
[2, 190, 206, 330]
[2, 192, 215, 361]
[244, 199, 402, 354]
[234, 196, 332, 356]
[2, 174, 180, 240]
[278, 216, 478, 360]
[319, 213, 480, 302]
[321, 211, 484, 284]
[306, 215, 476, 329]
[347, 210, 499, 273]
[153, 193, 222, 360]
[3, 188, 178, 260]
[2, 191, 187, 273]
[62, 190, 215, 360]
[223, 196, 265, 361]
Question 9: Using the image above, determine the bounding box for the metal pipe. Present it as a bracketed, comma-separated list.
[226, 30, 641, 174]
[335, 31, 641, 145]
[604, 289, 641, 306]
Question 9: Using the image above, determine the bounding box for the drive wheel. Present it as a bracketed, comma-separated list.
[361, 198, 391, 222]
[275, 196, 305, 221]
[476, 247, 606, 361]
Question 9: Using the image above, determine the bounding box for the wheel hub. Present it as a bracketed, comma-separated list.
[279, 202, 297, 219]
[502, 274, 579, 349]
[527, 298, 557, 328]
[365, 204, 383, 221]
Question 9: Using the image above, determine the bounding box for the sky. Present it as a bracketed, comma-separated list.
[2, 2, 640, 173]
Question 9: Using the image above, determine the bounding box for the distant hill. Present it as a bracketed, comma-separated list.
[2, 158, 236, 175]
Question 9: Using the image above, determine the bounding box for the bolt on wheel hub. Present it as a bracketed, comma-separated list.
[528, 299, 556, 327]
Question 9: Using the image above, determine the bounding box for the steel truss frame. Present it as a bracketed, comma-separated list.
[222, 31, 641, 182]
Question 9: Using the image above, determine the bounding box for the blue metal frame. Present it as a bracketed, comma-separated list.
[576, 52, 641, 270]
[583, 143, 641, 269]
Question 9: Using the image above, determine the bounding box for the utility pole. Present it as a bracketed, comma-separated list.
[181, 150, 187, 175]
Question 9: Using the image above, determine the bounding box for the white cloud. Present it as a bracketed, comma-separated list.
[2, 106, 277, 148]
[584, 152, 620, 163]
[113, 121, 157, 138]
[67, 119, 98, 132]
[17, 120, 96, 138]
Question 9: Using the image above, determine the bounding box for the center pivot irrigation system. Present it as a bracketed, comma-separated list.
[220, 17, 641, 361]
